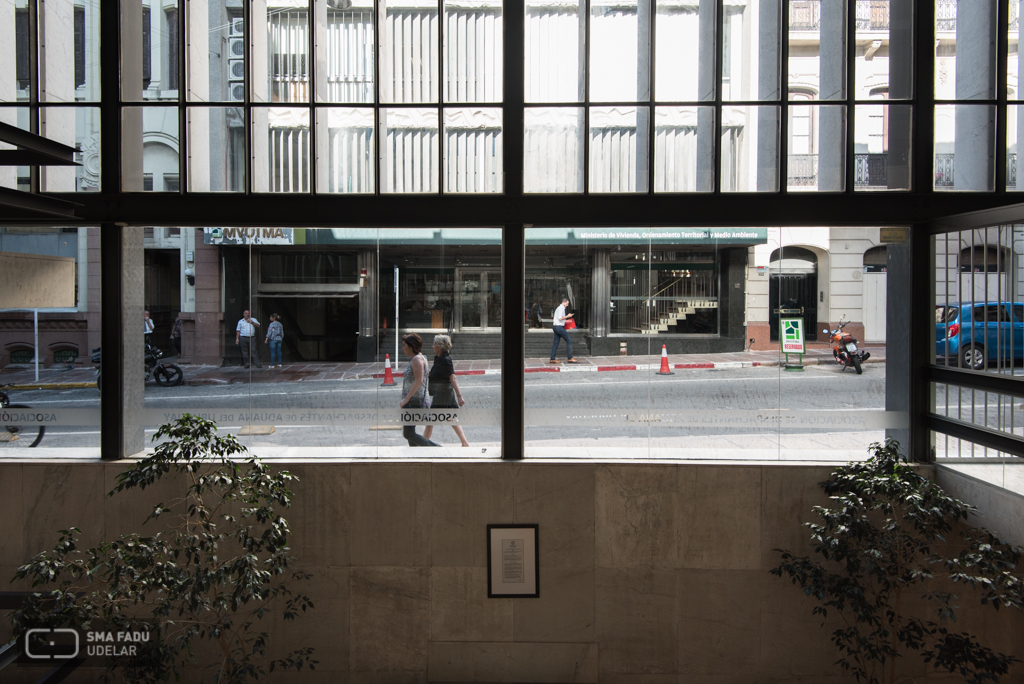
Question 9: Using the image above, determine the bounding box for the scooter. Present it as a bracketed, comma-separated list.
[92, 345, 184, 389]
[824, 316, 871, 375]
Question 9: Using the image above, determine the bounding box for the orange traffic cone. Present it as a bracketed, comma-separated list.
[656, 344, 674, 375]
[382, 353, 396, 386]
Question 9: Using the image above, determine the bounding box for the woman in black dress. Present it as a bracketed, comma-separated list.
[423, 334, 470, 447]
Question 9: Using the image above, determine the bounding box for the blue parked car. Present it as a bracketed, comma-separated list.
[936, 302, 1024, 370]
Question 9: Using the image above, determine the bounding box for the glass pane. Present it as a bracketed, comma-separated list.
[935, 0, 996, 101]
[655, 0, 713, 102]
[123, 0, 180, 101]
[443, 108, 502, 193]
[41, 106, 101, 192]
[380, 0, 439, 103]
[44, 0, 99, 101]
[590, 106, 649, 192]
[590, 0, 648, 102]
[316, 0, 375, 103]
[318, 107, 375, 193]
[382, 107, 439, 192]
[1, 0, 31, 103]
[725, 0, 781, 101]
[934, 104, 995, 191]
[857, 0, 913, 101]
[187, 0, 242, 103]
[654, 106, 714, 192]
[1009, 105, 1023, 191]
[0, 107, 30, 191]
[525, 0, 584, 103]
[187, 107, 246, 192]
[0, 228, 101, 456]
[122, 106, 178, 192]
[444, 0, 503, 103]
[254, 107, 310, 193]
[789, 0, 845, 101]
[524, 106, 584, 192]
[721, 105, 779, 192]
[787, 104, 845, 192]
[142, 228, 501, 456]
[261, 3, 309, 103]
[1009, 2, 1021, 100]
[855, 103, 912, 191]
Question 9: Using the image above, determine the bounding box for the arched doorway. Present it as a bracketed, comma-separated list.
[862, 245, 887, 342]
[769, 246, 818, 341]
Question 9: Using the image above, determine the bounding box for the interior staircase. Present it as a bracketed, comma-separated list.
[634, 298, 718, 334]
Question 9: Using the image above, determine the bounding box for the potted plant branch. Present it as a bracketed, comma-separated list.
[772, 439, 1024, 684]
[11, 414, 317, 683]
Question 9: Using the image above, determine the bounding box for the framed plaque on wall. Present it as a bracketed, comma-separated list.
[487, 524, 539, 598]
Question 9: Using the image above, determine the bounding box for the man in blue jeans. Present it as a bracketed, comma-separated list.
[549, 297, 578, 364]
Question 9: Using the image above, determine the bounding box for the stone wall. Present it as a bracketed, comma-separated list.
[1, 461, 1021, 683]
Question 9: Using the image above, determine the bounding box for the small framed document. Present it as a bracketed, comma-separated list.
[487, 524, 539, 598]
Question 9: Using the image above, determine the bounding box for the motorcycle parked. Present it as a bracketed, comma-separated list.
[92, 345, 184, 390]
[823, 316, 871, 374]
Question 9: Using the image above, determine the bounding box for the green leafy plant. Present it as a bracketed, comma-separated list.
[771, 439, 1024, 684]
[11, 414, 317, 683]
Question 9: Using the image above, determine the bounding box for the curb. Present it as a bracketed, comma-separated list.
[3, 382, 98, 390]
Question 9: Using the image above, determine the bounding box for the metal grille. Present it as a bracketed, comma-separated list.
[935, 153, 954, 188]
[525, 6, 581, 102]
[325, 126, 374, 193]
[385, 127, 439, 192]
[445, 127, 502, 192]
[788, 154, 817, 187]
[325, 9, 375, 103]
[855, 153, 888, 187]
[590, 126, 637, 193]
[936, 0, 956, 32]
[654, 125, 698, 192]
[382, 9, 439, 103]
[445, 10, 503, 103]
[269, 10, 309, 102]
[269, 128, 310, 192]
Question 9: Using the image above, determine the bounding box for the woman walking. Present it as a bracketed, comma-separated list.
[424, 334, 470, 447]
[400, 334, 440, 447]
[265, 314, 284, 368]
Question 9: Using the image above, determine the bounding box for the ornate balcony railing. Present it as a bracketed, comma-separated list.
[935, 153, 955, 188]
[854, 153, 888, 187]
[787, 154, 818, 186]
[791, 0, 891, 32]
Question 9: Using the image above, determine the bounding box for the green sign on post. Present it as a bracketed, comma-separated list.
[781, 317, 805, 371]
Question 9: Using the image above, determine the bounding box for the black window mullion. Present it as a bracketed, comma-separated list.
[308, 0, 317, 196]
[995, 0, 1009, 192]
[178, 3, 187, 195]
[913, 0, 935, 193]
[583, 0, 590, 193]
[374, 0, 382, 195]
[713, 0, 723, 193]
[504, 0, 523, 195]
[647, 0, 656, 194]
[845, 0, 855, 193]
[28, 0, 39, 193]
[779, 0, 789, 193]
[244, 0, 252, 195]
[501, 222, 525, 459]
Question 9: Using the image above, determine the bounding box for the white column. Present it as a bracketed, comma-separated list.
[954, 0, 996, 190]
[756, 0, 780, 191]
[251, 0, 270, 191]
[695, 0, 715, 191]
[40, 0, 78, 191]
[817, 0, 845, 191]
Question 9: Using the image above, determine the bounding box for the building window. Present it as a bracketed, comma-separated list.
[142, 6, 152, 89]
[163, 174, 180, 192]
[75, 6, 86, 88]
[16, 8, 29, 90]
[167, 9, 179, 90]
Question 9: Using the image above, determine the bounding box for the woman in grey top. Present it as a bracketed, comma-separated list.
[265, 314, 284, 368]
[400, 333, 439, 447]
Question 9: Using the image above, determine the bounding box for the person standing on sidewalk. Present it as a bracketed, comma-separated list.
[549, 297, 577, 364]
[144, 310, 155, 346]
[265, 314, 284, 368]
[399, 333, 440, 447]
[235, 310, 261, 368]
[171, 315, 183, 357]
[424, 334, 470, 447]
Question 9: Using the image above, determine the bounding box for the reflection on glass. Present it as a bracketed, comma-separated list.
[319, 108, 375, 193]
[443, 108, 502, 193]
[444, 0, 503, 103]
[380, 0, 438, 103]
[524, 107, 583, 192]
[721, 105, 778, 192]
[40, 107, 100, 192]
[724, 0, 780, 101]
[260, 2, 309, 103]
[854, 103, 912, 191]
[3, 0, 31, 103]
[1009, 105, 1023, 192]
[254, 107, 310, 193]
[934, 104, 995, 191]
[654, 106, 713, 192]
[43, 0, 99, 102]
[525, 0, 584, 102]
[787, 104, 845, 192]
[1008, 4, 1021, 100]
[122, 0, 180, 101]
[188, 107, 246, 192]
[935, 0, 996, 101]
[317, 0, 375, 103]
[856, 0, 913, 101]
[590, 106, 648, 192]
[382, 108, 439, 192]
[655, 0, 713, 102]
[789, 0, 845, 100]
[590, 0, 648, 102]
[0, 228, 101, 455]
[122, 107, 178, 192]
[188, 0, 242, 102]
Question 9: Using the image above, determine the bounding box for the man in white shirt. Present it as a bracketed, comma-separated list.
[549, 297, 577, 364]
[144, 310, 154, 346]
[235, 310, 261, 368]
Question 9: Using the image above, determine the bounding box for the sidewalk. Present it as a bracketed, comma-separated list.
[0, 344, 885, 389]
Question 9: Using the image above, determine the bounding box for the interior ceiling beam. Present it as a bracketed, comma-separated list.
[7, 193, 1023, 228]
[0, 150, 81, 167]
[0, 187, 81, 219]
[0, 122, 78, 165]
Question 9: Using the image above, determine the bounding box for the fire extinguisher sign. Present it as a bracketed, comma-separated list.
[781, 318, 805, 354]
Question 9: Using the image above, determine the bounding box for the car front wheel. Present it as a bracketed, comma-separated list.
[960, 344, 986, 371]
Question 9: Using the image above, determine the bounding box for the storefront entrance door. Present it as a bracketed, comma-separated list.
[457, 270, 501, 329]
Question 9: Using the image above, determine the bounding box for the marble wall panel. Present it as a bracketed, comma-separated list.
[513, 464, 596, 567]
[0, 464, 23, 567]
[350, 566, 431, 683]
[102, 461, 185, 541]
[428, 642, 598, 683]
[513, 566, 595, 642]
[22, 463, 107, 557]
[350, 464, 431, 567]
[286, 463, 350, 567]
[431, 566, 512, 642]
[596, 466, 681, 569]
[431, 464, 513, 567]
[595, 568, 679, 675]
[677, 569, 763, 677]
[679, 466, 762, 570]
[759, 465, 835, 570]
